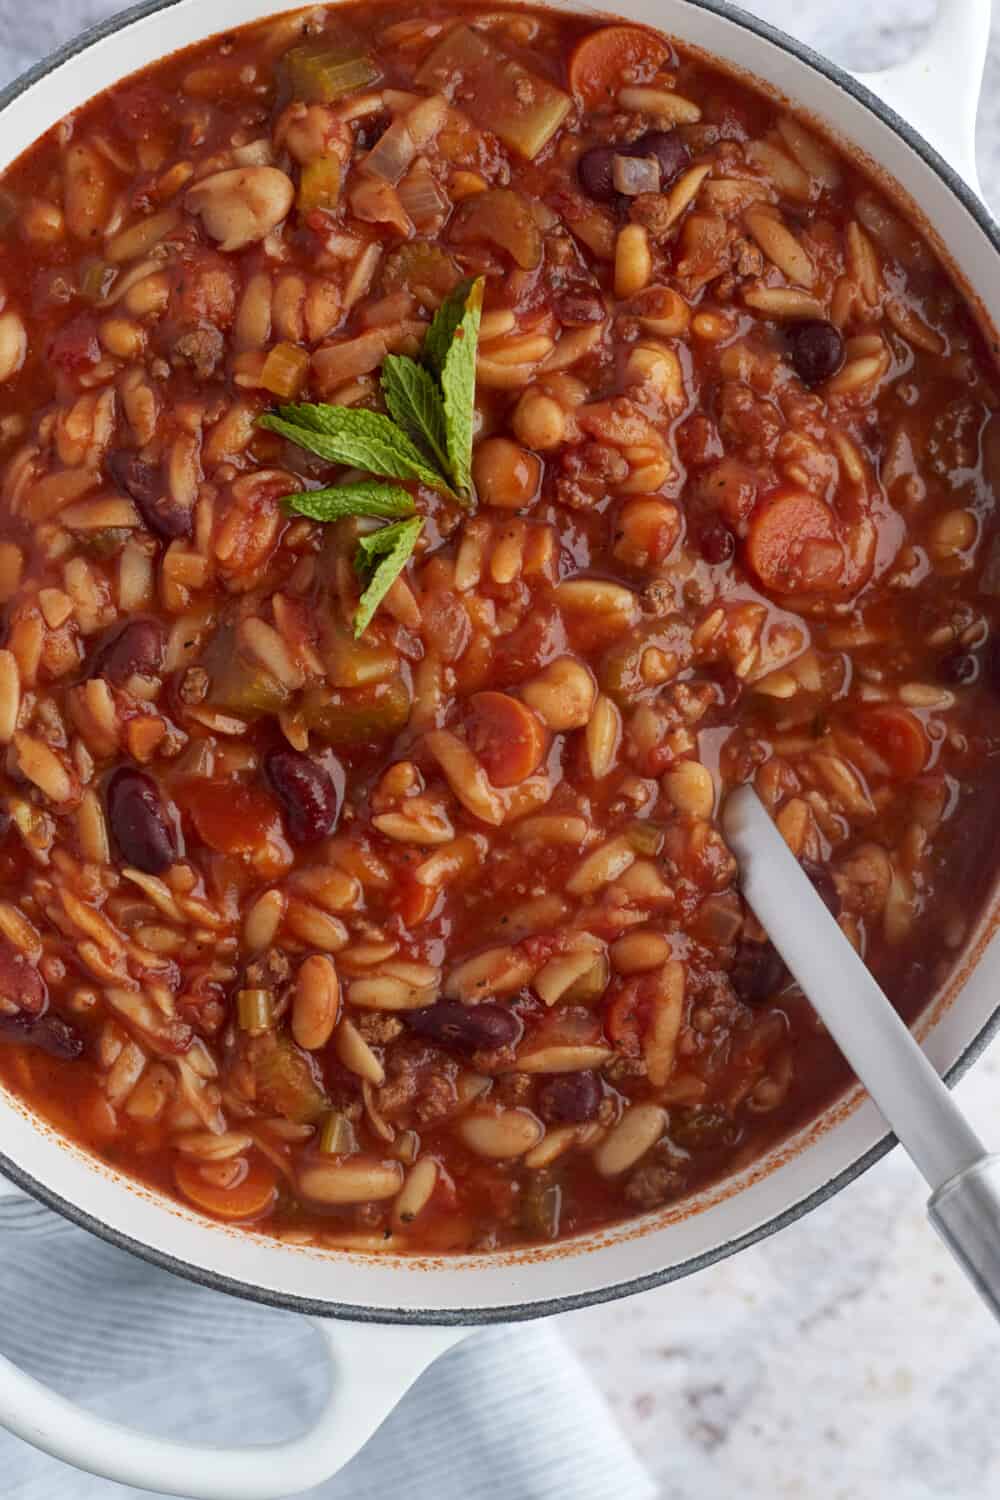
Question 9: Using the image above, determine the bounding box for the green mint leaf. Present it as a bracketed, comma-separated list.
[422, 277, 479, 380]
[259, 405, 455, 497]
[439, 276, 484, 497]
[380, 355, 452, 481]
[285, 482, 416, 522]
[353, 517, 424, 638]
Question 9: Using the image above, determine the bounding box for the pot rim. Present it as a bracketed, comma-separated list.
[1, 0, 998, 1327]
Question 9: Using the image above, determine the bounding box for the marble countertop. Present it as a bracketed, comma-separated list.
[0, 2, 998, 1496]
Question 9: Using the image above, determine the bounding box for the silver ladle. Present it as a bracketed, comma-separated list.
[723, 783, 1000, 1320]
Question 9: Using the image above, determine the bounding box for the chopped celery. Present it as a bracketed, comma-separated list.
[416, 26, 571, 160]
[320, 614, 399, 688]
[625, 820, 664, 857]
[318, 1110, 357, 1155]
[238, 989, 274, 1034]
[383, 242, 462, 304]
[283, 38, 382, 103]
[297, 155, 342, 213]
[78, 258, 115, 302]
[202, 625, 292, 721]
[260, 342, 310, 400]
[300, 673, 411, 745]
[599, 620, 689, 706]
[561, 953, 610, 1006]
[520, 1176, 562, 1240]
[251, 1034, 329, 1125]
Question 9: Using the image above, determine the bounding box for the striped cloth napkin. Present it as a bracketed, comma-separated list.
[0, 1185, 656, 1500]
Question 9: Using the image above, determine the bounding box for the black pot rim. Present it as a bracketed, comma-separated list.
[1, 0, 999, 1328]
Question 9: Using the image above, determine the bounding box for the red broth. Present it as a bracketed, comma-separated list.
[0, 2, 997, 1252]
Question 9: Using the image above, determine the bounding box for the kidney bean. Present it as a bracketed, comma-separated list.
[106, 450, 192, 540]
[577, 145, 618, 201]
[697, 516, 736, 564]
[537, 1070, 601, 1124]
[786, 319, 845, 386]
[730, 939, 787, 1006]
[264, 749, 340, 846]
[0, 938, 46, 1016]
[629, 129, 690, 185]
[89, 619, 165, 684]
[405, 1001, 522, 1053]
[0, 1009, 84, 1060]
[106, 766, 178, 874]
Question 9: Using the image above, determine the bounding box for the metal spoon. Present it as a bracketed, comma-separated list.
[722, 783, 1000, 1320]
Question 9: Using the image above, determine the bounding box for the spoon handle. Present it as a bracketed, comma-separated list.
[722, 785, 984, 1188]
[723, 785, 1000, 1320]
[929, 1157, 1000, 1321]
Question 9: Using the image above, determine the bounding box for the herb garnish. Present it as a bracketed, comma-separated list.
[258, 277, 483, 637]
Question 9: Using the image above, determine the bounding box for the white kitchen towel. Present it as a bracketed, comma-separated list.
[0, 1188, 657, 1500]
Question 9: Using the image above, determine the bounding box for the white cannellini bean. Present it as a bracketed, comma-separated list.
[593, 1104, 667, 1177]
[457, 1109, 544, 1160]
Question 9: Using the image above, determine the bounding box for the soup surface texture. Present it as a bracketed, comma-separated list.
[0, 2, 997, 1253]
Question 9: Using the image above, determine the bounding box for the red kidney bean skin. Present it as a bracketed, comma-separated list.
[406, 1001, 522, 1052]
[538, 1070, 602, 1123]
[106, 767, 178, 874]
[264, 749, 340, 846]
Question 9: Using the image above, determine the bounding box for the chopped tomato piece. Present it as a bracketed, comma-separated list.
[745, 489, 844, 594]
[179, 778, 280, 854]
[856, 706, 929, 779]
[568, 26, 671, 109]
[464, 691, 547, 787]
[174, 1154, 278, 1221]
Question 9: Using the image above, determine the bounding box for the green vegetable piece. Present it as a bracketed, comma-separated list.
[381, 354, 451, 480]
[259, 405, 455, 497]
[353, 516, 424, 638]
[300, 673, 411, 744]
[320, 613, 400, 687]
[201, 625, 292, 720]
[318, 1110, 357, 1155]
[250, 1034, 329, 1125]
[286, 482, 416, 523]
[283, 38, 381, 103]
[297, 155, 342, 212]
[439, 277, 484, 497]
[238, 989, 274, 1034]
[416, 26, 571, 161]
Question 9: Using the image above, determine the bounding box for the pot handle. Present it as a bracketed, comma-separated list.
[0, 1314, 470, 1499]
[850, 0, 990, 193]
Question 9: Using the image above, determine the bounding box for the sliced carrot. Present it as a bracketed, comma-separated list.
[464, 691, 547, 787]
[174, 1153, 278, 1222]
[856, 706, 929, 780]
[745, 489, 844, 594]
[568, 26, 671, 109]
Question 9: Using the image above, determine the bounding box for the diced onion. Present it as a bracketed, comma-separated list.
[361, 120, 416, 185]
[398, 160, 450, 233]
[612, 153, 661, 196]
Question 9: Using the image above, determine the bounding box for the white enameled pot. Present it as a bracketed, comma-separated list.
[0, 0, 996, 1493]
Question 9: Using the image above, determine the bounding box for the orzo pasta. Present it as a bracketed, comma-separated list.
[0, 2, 997, 1252]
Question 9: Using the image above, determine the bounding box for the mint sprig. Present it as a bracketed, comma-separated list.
[286, 481, 415, 522]
[259, 277, 485, 634]
[381, 355, 452, 480]
[353, 517, 424, 638]
[259, 406, 451, 497]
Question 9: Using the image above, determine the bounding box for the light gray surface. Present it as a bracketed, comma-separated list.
[0, 3, 998, 1499]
